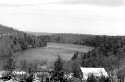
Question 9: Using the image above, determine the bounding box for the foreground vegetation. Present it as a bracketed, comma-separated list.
[0, 55, 112, 82]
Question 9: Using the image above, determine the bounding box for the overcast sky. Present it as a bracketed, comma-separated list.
[0, 0, 125, 35]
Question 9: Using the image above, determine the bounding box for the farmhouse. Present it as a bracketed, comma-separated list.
[80, 67, 108, 80]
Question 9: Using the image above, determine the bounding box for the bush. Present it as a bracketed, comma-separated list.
[70, 77, 81, 82]
[86, 74, 111, 82]
[87, 73, 96, 82]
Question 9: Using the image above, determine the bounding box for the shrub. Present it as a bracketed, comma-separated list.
[87, 73, 96, 82]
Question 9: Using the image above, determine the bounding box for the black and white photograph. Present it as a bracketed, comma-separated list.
[0, 0, 125, 82]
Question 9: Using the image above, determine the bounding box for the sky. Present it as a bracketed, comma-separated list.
[0, 0, 125, 35]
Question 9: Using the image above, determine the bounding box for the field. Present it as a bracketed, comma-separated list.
[16, 42, 94, 64]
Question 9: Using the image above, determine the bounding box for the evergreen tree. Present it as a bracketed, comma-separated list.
[52, 55, 64, 81]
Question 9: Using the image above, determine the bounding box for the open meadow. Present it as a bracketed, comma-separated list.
[15, 42, 94, 65]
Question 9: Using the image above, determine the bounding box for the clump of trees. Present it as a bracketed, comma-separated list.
[19, 59, 48, 73]
[3, 57, 16, 72]
[63, 52, 83, 81]
[87, 74, 111, 82]
[87, 73, 97, 82]
[51, 55, 65, 82]
[11, 33, 47, 51]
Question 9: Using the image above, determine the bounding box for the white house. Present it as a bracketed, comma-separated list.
[80, 67, 108, 80]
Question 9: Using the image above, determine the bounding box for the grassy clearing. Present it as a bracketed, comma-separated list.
[16, 42, 93, 61]
[14, 42, 94, 67]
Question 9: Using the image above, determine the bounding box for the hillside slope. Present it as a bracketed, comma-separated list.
[0, 25, 47, 70]
[0, 25, 24, 36]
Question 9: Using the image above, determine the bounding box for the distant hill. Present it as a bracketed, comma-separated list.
[0, 24, 24, 36]
[0, 25, 25, 50]
[26, 31, 56, 36]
